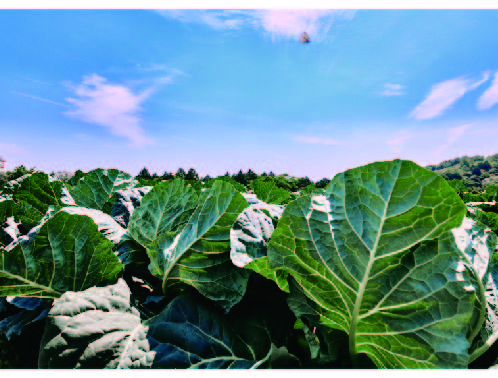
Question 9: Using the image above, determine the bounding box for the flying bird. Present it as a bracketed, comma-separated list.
[300, 32, 310, 43]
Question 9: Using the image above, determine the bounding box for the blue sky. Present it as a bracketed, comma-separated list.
[1, 9, 498, 180]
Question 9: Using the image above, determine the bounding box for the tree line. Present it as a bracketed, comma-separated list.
[134, 166, 332, 192]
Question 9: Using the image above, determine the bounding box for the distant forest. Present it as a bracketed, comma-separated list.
[2, 153, 498, 195]
[427, 153, 498, 191]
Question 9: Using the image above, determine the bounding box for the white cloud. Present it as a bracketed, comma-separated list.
[251, 10, 354, 42]
[477, 69, 498, 110]
[12, 91, 69, 107]
[410, 71, 490, 120]
[381, 83, 405, 97]
[156, 9, 355, 42]
[294, 136, 341, 145]
[65, 74, 158, 148]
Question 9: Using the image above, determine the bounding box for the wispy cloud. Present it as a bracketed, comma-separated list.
[138, 63, 187, 76]
[381, 83, 405, 97]
[19, 76, 50, 85]
[12, 91, 69, 107]
[294, 135, 342, 145]
[156, 10, 355, 42]
[434, 123, 473, 157]
[386, 129, 412, 154]
[448, 123, 472, 143]
[410, 72, 490, 120]
[65, 73, 159, 148]
[477, 69, 498, 110]
[157, 10, 245, 30]
[252, 10, 355, 42]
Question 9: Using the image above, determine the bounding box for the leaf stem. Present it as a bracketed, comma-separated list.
[469, 331, 498, 363]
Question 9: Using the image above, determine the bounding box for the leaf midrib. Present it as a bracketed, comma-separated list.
[348, 163, 401, 365]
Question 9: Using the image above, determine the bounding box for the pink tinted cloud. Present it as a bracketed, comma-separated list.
[157, 10, 355, 42]
[12, 91, 69, 107]
[477, 69, 498, 110]
[252, 10, 354, 42]
[65, 74, 155, 148]
[434, 123, 473, 157]
[156, 10, 245, 30]
[381, 83, 405, 97]
[294, 136, 342, 145]
[410, 72, 490, 120]
[448, 123, 472, 144]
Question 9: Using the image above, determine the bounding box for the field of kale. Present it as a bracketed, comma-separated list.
[1, 159, 498, 369]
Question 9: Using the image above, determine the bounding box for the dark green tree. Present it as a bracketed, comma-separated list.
[447, 179, 468, 194]
[68, 169, 85, 186]
[315, 178, 331, 189]
[175, 168, 187, 180]
[161, 171, 175, 180]
[442, 170, 462, 181]
[296, 176, 313, 189]
[137, 167, 152, 180]
[485, 185, 498, 201]
[186, 168, 199, 181]
[233, 170, 248, 186]
[246, 169, 258, 182]
[478, 160, 492, 171]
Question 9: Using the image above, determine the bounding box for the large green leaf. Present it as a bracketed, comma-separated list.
[111, 186, 153, 227]
[0, 199, 14, 224]
[61, 207, 127, 245]
[0, 297, 50, 340]
[0, 211, 122, 298]
[230, 199, 284, 267]
[38, 278, 292, 369]
[146, 297, 269, 368]
[128, 179, 199, 250]
[267, 159, 475, 368]
[148, 273, 297, 368]
[0, 217, 20, 248]
[230, 197, 288, 292]
[39, 279, 154, 368]
[8, 172, 65, 231]
[0, 200, 16, 247]
[287, 281, 348, 367]
[251, 179, 291, 205]
[68, 169, 137, 211]
[1, 174, 32, 196]
[129, 179, 250, 310]
[204, 176, 247, 193]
